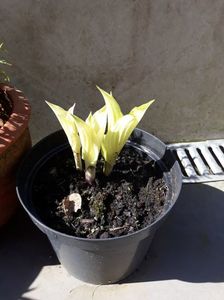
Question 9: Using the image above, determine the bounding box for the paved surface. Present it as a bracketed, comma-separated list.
[1, 182, 224, 300]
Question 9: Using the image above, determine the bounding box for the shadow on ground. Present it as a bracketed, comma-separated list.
[0, 207, 58, 300]
[123, 183, 224, 284]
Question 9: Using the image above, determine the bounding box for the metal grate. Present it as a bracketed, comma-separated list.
[168, 139, 224, 183]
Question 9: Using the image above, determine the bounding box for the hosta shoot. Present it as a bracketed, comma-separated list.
[97, 86, 155, 175]
[46, 86, 155, 182]
[46, 101, 82, 170]
[73, 106, 107, 183]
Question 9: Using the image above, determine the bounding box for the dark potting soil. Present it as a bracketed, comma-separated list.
[32, 146, 169, 239]
[0, 90, 12, 127]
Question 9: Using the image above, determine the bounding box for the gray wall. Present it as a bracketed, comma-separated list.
[0, 0, 224, 144]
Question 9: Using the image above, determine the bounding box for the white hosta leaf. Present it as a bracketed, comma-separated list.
[114, 114, 137, 150]
[86, 105, 107, 145]
[101, 114, 136, 166]
[129, 100, 155, 122]
[96, 86, 123, 127]
[98, 86, 155, 174]
[115, 100, 155, 150]
[92, 105, 107, 134]
[73, 115, 101, 169]
[68, 103, 76, 114]
[46, 101, 81, 155]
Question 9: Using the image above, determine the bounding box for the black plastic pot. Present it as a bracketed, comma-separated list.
[16, 128, 182, 284]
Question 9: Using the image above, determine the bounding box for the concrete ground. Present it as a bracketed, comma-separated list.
[1, 181, 224, 300]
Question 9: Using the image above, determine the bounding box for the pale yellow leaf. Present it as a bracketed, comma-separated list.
[46, 101, 81, 154]
[73, 115, 100, 169]
[96, 86, 123, 128]
[129, 99, 155, 122]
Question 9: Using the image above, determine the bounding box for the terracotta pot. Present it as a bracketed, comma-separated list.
[0, 84, 31, 226]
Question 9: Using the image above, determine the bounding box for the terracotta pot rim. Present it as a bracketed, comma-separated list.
[0, 83, 31, 154]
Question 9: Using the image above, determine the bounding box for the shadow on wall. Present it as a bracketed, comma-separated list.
[0, 207, 58, 300]
[123, 183, 224, 283]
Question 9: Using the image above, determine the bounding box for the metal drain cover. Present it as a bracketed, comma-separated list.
[168, 139, 224, 183]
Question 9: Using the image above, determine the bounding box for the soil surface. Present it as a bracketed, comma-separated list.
[0, 90, 12, 127]
[32, 146, 169, 239]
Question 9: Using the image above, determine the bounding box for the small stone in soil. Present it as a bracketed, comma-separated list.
[68, 193, 82, 212]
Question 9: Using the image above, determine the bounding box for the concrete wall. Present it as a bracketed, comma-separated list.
[0, 0, 224, 144]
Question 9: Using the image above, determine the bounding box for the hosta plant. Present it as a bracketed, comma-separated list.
[46, 87, 154, 184]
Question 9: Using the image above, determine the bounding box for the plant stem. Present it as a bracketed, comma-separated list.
[103, 161, 113, 176]
[85, 166, 96, 184]
[74, 152, 82, 170]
